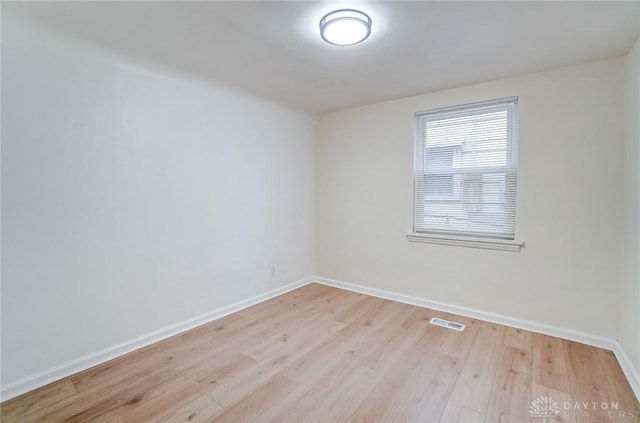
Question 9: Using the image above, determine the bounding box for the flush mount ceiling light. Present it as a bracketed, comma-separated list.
[319, 9, 372, 46]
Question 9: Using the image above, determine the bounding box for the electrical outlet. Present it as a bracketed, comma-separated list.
[270, 266, 277, 278]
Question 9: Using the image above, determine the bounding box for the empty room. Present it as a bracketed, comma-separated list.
[1, 1, 640, 422]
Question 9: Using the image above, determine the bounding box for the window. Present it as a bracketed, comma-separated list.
[412, 97, 519, 246]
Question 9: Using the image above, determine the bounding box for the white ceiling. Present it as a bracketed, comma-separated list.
[5, 1, 640, 114]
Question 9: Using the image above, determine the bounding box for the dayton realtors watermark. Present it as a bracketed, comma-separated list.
[530, 396, 640, 421]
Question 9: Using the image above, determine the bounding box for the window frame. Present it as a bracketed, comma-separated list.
[409, 97, 523, 252]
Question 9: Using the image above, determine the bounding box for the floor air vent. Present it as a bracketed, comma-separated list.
[429, 317, 465, 331]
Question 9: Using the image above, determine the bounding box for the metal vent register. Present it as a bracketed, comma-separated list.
[429, 317, 466, 331]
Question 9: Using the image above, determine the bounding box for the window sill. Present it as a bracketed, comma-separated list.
[406, 232, 523, 252]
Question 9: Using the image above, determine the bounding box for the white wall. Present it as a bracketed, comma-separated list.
[621, 36, 640, 374]
[1, 15, 314, 387]
[315, 58, 626, 339]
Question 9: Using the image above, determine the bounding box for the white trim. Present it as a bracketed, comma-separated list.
[407, 232, 523, 252]
[613, 343, 640, 402]
[313, 276, 640, 402]
[415, 96, 519, 117]
[0, 277, 313, 402]
[313, 276, 615, 349]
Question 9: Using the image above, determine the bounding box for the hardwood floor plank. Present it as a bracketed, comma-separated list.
[177, 304, 335, 379]
[354, 325, 451, 422]
[69, 313, 249, 392]
[319, 290, 370, 322]
[205, 375, 295, 423]
[24, 369, 182, 423]
[333, 296, 404, 337]
[209, 318, 345, 406]
[239, 283, 334, 317]
[564, 340, 619, 423]
[565, 340, 616, 403]
[349, 307, 428, 374]
[279, 322, 376, 384]
[531, 383, 577, 423]
[89, 375, 202, 423]
[154, 394, 223, 423]
[448, 322, 506, 413]
[243, 315, 345, 362]
[408, 354, 463, 423]
[299, 365, 383, 422]
[185, 353, 257, 389]
[345, 414, 367, 423]
[252, 350, 370, 421]
[596, 349, 640, 410]
[0, 379, 78, 421]
[485, 345, 533, 423]
[437, 314, 482, 360]
[438, 401, 485, 423]
[504, 326, 533, 351]
[11, 364, 181, 423]
[532, 333, 572, 393]
[206, 355, 293, 407]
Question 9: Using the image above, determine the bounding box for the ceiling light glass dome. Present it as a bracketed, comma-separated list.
[319, 9, 372, 46]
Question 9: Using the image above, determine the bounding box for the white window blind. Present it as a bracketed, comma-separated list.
[414, 97, 518, 240]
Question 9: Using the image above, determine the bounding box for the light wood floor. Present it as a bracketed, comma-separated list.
[2, 283, 639, 423]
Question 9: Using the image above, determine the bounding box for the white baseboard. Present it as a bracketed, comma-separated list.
[313, 276, 616, 349]
[313, 275, 640, 402]
[0, 277, 314, 402]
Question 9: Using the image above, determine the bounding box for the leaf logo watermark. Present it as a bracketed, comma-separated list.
[529, 396, 560, 423]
